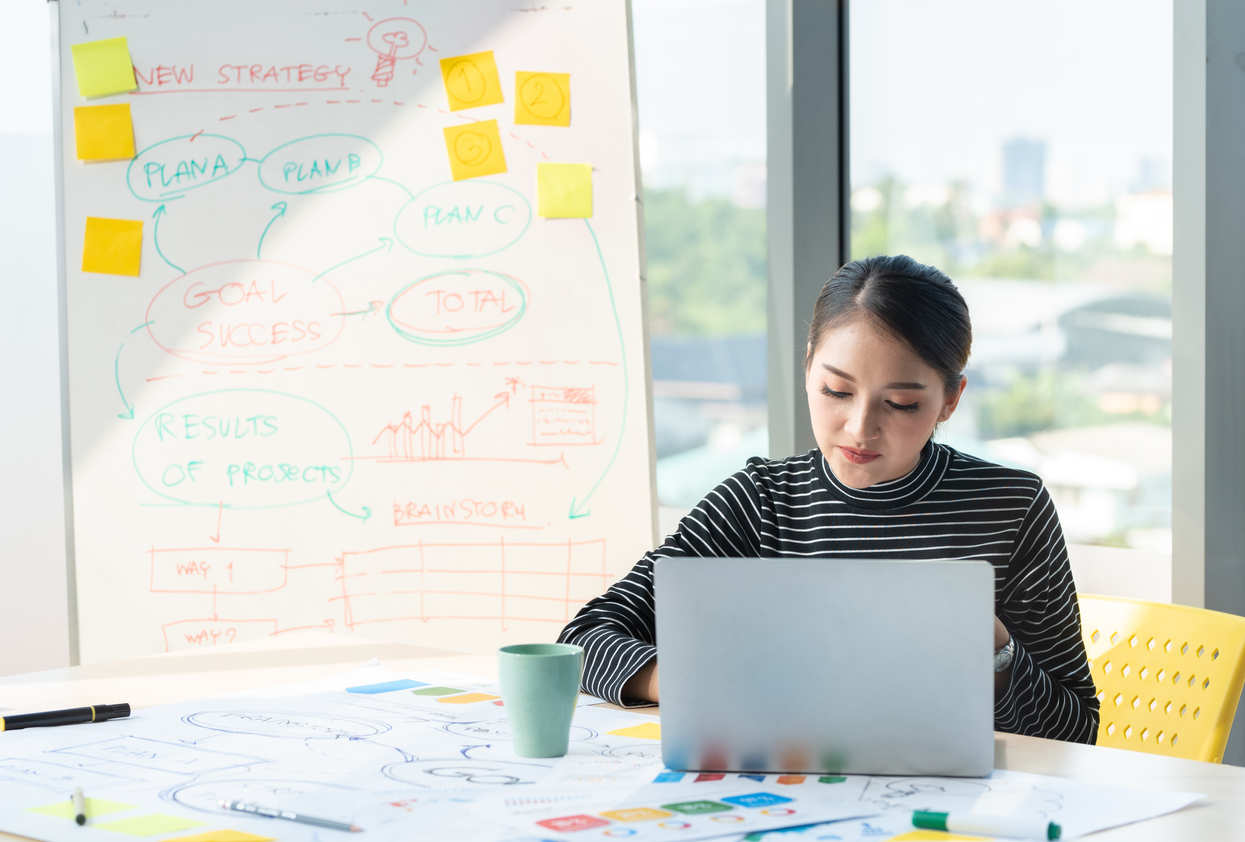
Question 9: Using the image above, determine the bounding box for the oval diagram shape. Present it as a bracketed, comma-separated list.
[394, 180, 532, 259]
[388, 269, 528, 346]
[259, 134, 383, 194]
[132, 388, 354, 509]
[146, 259, 345, 365]
[127, 134, 247, 202]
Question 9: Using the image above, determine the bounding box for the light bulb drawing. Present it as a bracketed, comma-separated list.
[367, 17, 428, 87]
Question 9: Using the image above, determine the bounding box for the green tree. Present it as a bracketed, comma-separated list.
[976, 369, 1105, 439]
[643, 188, 766, 336]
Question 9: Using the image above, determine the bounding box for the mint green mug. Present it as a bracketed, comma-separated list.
[498, 643, 583, 757]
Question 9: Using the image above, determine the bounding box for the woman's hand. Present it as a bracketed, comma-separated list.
[994, 615, 1012, 694]
[994, 615, 1011, 650]
[623, 660, 659, 704]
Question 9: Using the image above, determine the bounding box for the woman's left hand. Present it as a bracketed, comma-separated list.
[994, 615, 1013, 694]
[994, 615, 1011, 651]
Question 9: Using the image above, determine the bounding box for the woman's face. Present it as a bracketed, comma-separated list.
[805, 317, 965, 488]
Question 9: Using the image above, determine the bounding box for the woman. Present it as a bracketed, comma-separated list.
[558, 255, 1100, 744]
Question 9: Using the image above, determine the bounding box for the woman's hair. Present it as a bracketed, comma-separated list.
[805, 255, 972, 394]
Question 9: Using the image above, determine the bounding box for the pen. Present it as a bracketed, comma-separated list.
[913, 810, 1060, 840]
[71, 788, 86, 826]
[220, 799, 362, 832]
[0, 704, 130, 732]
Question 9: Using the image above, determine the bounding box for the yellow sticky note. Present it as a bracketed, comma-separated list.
[436, 692, 501, 705]
[164, 831, 276, 842]
[94, 814, 204, 836]
[606, 721, 662, 740]
[440, 51, 504, 111]
[888, 832, 993, 842]
[27, 798, 135, 819]
[443, 120, 507, 181]
[82, 217, 143, 276]
[74, 104, 136, 160]
[70, 37, 138, 98]
[538, 163, 593, 218]
[515, 72, 570, 126]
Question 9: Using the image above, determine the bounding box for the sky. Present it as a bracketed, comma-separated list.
[850, 0, 1173, 205]
[632, 0, 1173, 205]
[631, 0, 766, 186]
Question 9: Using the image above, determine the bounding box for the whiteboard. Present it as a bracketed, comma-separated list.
[55, 0, 654, 664]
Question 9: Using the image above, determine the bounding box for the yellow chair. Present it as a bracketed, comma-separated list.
[1078, 594, 1245, 763]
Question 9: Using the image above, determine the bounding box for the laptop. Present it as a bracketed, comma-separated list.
[654, 557, 995, 777]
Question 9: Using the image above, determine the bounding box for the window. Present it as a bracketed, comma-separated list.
[851, 0, 1173, 550]
[632, 0, 767, 520]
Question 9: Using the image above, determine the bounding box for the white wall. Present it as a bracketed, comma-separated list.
[1067, 544, 1172, 604]
[0, 0, 71, 677]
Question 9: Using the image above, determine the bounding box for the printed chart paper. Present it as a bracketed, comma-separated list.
[726, 769, 1205, 841]
[0, 668, 1204, 842]
[0, 671, 865, 842]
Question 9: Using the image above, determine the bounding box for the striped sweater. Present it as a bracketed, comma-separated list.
[558, 441, 1100, 744]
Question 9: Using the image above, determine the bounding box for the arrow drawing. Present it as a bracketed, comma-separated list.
[569, 220, 627, 519]
[114, 320, 154, 420]
[328, 490, 372, 523]
[312, 237, 394, 284]
[332, 300, 386, 318]
[209, 500, 223, 543]
[256, 201, 288, 259]
[467, 392, 512, 434]
[151, 205, 185, 274]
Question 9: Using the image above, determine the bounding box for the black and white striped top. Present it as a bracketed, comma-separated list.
[558, 441, 1100, 744]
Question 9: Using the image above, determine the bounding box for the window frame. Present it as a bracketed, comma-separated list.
[766, 0, 1200, 603]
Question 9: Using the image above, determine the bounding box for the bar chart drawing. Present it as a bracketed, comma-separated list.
[371, 392, 512, 462]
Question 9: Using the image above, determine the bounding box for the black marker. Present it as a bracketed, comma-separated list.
[0, 703, 130, 732]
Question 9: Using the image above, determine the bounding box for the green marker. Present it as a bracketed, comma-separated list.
[912, 811, 1060, 840]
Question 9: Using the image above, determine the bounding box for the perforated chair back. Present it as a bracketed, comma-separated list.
[1078, 594, 1245, 762]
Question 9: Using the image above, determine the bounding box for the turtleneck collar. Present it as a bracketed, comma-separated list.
[815, 439, 950, 510]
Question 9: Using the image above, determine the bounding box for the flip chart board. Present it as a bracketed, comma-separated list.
[53, 0, 654, 663]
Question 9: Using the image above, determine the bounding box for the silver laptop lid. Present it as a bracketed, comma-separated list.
[654, 557, 995, 777]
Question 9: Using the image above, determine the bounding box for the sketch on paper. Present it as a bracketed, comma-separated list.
[0, 664, 1203, 842]
[0, 669, 877, 842]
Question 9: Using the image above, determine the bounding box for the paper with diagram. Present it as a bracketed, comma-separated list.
[714, 770, 1203, 840]
[0, 671, 874, 842]
[0, 665, 1206, 842]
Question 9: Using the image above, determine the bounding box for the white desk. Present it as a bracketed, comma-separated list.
[2, 633, 1242, 840]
